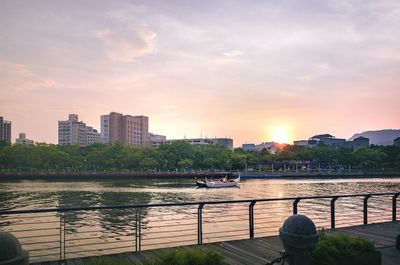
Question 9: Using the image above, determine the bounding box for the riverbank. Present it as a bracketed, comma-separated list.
[240, 171, 400, 179]
[0, 171, 399, 180]
[0, 171, 235, 180]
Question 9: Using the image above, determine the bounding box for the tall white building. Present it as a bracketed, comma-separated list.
[58, 114, 100, 146]
[100, 115, 110, 144]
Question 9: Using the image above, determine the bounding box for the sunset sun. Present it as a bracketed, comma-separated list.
[271, 126, 291, 144]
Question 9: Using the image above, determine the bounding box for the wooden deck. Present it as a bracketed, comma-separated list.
[33, 222, 399, 265]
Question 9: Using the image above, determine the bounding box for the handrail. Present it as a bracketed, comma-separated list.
[1, 191, 399, 263]
[0, 192, 398, 215]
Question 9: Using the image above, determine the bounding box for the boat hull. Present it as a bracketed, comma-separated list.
[196, 180, 207, 187]
[205, 181, 239, 188]
[205, 175, 240, 188]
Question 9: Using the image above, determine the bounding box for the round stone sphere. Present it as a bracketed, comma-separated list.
[0, 232, 23, 262]
[279, 214, 319, 249]
[281, 214, 317, 236]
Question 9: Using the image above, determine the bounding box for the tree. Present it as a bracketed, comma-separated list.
[140, 158, 158, 171]
[178, 159, 193, 170]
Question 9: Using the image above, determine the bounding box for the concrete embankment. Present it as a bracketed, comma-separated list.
[240, 171, 400, 179]
[0, 172, 235, 180]
[0, 171, 399, 180]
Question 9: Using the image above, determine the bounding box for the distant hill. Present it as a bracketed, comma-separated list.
[349, 129, 400, 146]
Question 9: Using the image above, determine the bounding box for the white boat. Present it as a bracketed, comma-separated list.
[205, 175, 240, 188]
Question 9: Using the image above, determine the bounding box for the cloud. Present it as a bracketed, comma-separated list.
[95, 26, 157, 62]
[223, 50, 244, 57]
[0, 60, 54, 93]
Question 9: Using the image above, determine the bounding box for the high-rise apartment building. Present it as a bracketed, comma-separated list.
[0, 116, 11, 142]
[101, 112, 149, 147]
[58, 114, 100, 146]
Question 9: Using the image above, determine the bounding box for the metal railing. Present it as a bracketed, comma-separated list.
[0, 192, 399, 262]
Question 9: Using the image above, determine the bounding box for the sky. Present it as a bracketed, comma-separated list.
[0, 0, 399, 147]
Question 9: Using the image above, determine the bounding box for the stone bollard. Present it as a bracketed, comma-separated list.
[279, 214, 319, 265]
[0, 232, 29, 265]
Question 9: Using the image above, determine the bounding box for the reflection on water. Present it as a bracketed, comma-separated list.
[0, 177, 399, 261]
[1, 177, 400, 210]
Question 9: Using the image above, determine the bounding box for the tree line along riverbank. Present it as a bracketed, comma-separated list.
[0, 140, 399, 174]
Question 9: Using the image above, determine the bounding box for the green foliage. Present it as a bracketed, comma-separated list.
[145, 248, 227, 265]
[0, 140, 399, 172]
[310, 232, 376, 265]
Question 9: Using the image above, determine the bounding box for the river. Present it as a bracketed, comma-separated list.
[0, 177, 399, 261]
[1, 177, 400, 209]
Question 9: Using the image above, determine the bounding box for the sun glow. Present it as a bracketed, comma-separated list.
[271, 126, 291, 144]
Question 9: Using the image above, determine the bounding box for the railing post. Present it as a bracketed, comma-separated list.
[249, 201, 256, 239]
[61, 211, 66, 262]
[363, 195, 371, 225]
[330, 197, 338, 229]
[59, 212, 63, 262]
[393, 193, 400, 222]
[293, 198, 301, 215]
[135, 208, 141, 252]
[198, 203, 205, 245]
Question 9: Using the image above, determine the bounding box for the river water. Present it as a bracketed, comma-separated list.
[0, 177, 399, 261]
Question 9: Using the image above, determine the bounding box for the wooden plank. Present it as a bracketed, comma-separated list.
[254, 237, 284, 253]
[53, 222, 399, 265]
[253, 237, 283, 251]
[209, 243, 256, 265]
[170, 245, 242, 265]
[228, 238, 281, 262]
[219, 241, 269, 264]
[212, 242, 264, 265]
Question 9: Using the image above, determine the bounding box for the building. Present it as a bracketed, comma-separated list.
[241, 142, 281, 153]
[101, 112, 150, 147]
[255, 142, 281, 153]
[294, 134, 345, 148]
[346, 136, 369, 149]
[0, 116, 11, 142]
[212, 138, 234, 149]
[165, 138, 214, 146]
[394, 137, 400, 148]
[15, 133, 34, 145]
[309, 134, 346, 147]
[242, 144, 256, 152]
[294, 134, 369, 149]
[58, 114, 100, 146]
[162, 137, 233, 149]
[149, 133, 167, 148]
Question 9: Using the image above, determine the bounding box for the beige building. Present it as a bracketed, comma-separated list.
[149, 133, 167, 148]
[0, 116, 11, 142]
[58, 114, 100, 146]
[16, 133, 34, 145]
[163, 137, 233, 149]
[101, 112, 150, 147]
